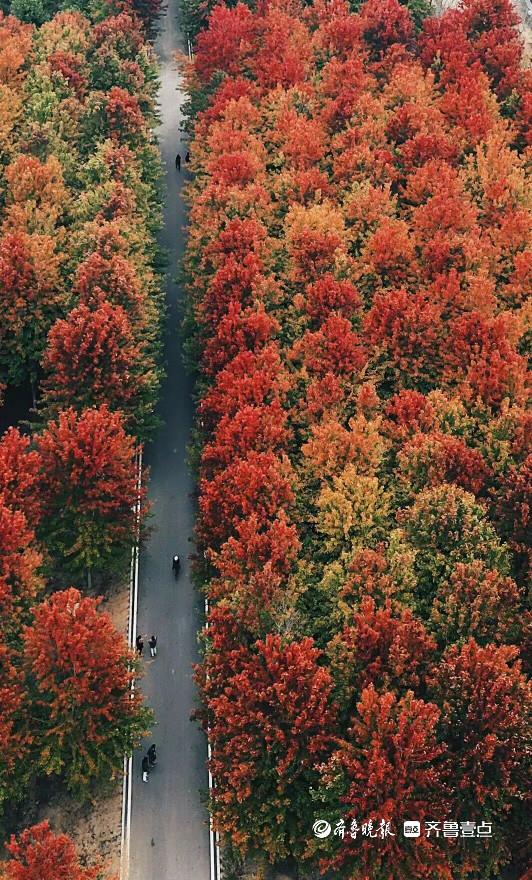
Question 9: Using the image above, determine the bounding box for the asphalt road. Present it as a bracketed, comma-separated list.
[128, 3, 211, 877]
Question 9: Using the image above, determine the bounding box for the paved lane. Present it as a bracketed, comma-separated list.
[128, 2, 211, 877]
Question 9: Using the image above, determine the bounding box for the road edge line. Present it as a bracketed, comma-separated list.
[120, 446, 143, 880]
[205, 596, 221, 880]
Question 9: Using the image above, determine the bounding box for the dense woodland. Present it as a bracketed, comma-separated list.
[184, 0, 531, 877]
[181, 0, 433, 44]
[0, 0, 530, 877]
[0, 0, 161, 870]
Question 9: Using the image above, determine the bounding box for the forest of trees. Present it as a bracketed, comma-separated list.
[181, 0, 434, 44]
[0, 0, 161, 865]
[0, 0, 530, 876]
[184, 0, 531, 877]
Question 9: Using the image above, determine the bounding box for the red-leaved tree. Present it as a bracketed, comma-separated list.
[4, 821, 103, 880]
[41, 302, 156, 437]
[0, 644, 31, 824]
[314, 685, 451, 880]
[200, 634, 338, 860]
[0, 500, 43, 632]
[329, 596, 436, 711]
[35, 406, 145, 582]
[429, 640, 531, 875]
[0, 428, 42, 527]
[23, 588, 151, 795]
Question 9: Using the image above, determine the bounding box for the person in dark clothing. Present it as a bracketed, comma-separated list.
[149, 635, 157, 658]
[185, 150, 190, 163]
[172, 554, 180, 576]
[135, 634, 144, 656]
[142, 755, 150, 782]
[175, 153, 181, 171]
[148, 744, 157, 766]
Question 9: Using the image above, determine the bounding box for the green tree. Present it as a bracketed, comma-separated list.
[10, 0, 48, 25]
[399, 484, 510, 618]
[350, 0, 432, 29]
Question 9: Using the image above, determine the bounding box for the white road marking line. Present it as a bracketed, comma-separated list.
[120, 447, 143, 880]
[205, 596, 221, 880]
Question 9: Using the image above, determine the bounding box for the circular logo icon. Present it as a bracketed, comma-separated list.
[313, 819, 332, 839]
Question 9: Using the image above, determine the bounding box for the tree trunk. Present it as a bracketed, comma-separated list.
[30, 377, 37, 410]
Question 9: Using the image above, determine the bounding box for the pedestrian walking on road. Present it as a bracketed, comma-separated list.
[172, 554, 180, 577]
[175, 152, 181, 171]
[185, 150, 190, 163]
[149, 634, 157, 658]
[135, 634, 144, 656]
[142, 755, 150, 782]
[148, 744, 157, 766]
